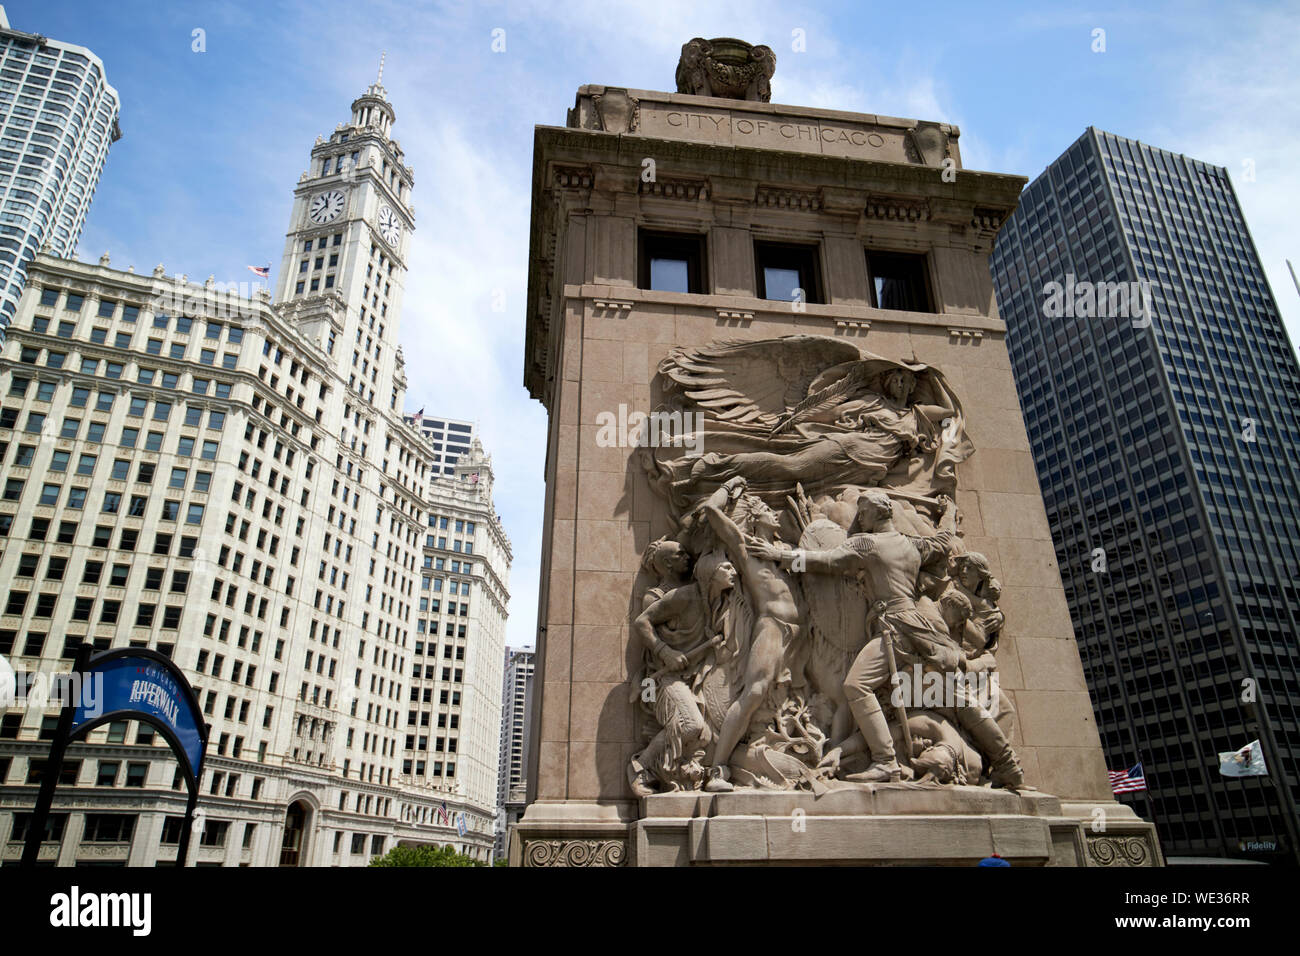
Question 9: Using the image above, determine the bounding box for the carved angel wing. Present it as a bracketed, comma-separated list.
[657, 335, 862, 430]
[768, 361, 870, 436]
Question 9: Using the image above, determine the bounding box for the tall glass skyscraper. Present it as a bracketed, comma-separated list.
[991, 127, 1300, 863]
[0, 6, 120, 336]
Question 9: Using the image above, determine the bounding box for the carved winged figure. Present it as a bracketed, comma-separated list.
[643, 336, 973, 517]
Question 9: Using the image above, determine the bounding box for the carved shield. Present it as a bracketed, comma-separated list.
[797, 518, 869, 697]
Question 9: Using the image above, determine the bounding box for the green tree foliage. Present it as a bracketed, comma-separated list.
[369, 844, 486, 867]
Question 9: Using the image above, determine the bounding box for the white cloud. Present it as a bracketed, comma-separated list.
[395, 118, 547, 653]
[1154, 5, 1300, 348]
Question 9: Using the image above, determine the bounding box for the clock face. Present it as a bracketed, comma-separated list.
[377, 204, 401, 246]
[308, 190, 345, 224]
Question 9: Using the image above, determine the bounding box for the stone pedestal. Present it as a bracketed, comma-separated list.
[516, 41, 1164, 867]
[512, 789, 1161, 867]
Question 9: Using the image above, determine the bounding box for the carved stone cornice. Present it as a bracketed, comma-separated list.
[755, 185, 822, 211]
[971, 206, 1012, 232]
[553, 165, 594, 190]
[639, 177, 709, 201]
[863, 194, 931, 223]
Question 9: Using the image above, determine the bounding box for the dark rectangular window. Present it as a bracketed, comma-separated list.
[866, 249, 933, 312]
[160, 816, 185, 845]
[756, 241, 822, 303]
[199, 820, 228, 847]
[10, 812, 68, 844]
[638, 231, 707, 294]
[82, 813, 136, 843]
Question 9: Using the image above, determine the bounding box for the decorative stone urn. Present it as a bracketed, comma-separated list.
[675, 37, 776, 102]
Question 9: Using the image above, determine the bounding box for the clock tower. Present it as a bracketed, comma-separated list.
[274, 61, 415, 409]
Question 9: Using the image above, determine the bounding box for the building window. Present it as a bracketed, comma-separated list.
[160, 816, 185, 845]
[199, 821, 229, 847]
[755, 241, 822, 303]
[82, 813, 136, 843]
[865, 250, 933, 312]
[638, 230, 707, 294]
[11, 812, 68, 845]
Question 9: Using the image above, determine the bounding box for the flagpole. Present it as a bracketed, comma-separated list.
[1243, 697, 1300, 865]
[1136, 751, 1167, 865]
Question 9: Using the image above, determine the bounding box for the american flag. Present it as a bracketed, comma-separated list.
[438, 800, 449, 824]
[411, 407, 424, 426]
[247, 264, 270, 278]
[470, 472, 479, 484]
[1108, 762, 1147, 794]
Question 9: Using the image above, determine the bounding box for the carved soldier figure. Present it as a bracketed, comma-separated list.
[754, 490, 961, 781]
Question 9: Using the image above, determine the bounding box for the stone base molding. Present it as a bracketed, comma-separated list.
[508, 801, 635, 867]
[510, 792, 1162, 866]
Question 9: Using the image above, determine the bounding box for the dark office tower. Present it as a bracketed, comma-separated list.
[990, 127, 1300, 863]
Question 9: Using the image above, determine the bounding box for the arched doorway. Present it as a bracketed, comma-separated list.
[279, 801, 311, 866]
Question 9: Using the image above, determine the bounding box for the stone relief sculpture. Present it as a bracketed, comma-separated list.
[644, 336, 972, 513]
[630, 334, 1030, 796]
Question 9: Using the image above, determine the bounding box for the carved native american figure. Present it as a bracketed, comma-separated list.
[630, 335, 1029, 797]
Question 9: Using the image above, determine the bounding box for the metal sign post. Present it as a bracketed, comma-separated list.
[20, 644, 208, 868]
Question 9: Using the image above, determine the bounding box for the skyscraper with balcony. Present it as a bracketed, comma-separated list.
[0, 6, 121, 337]
[991, 127, 1300, 862]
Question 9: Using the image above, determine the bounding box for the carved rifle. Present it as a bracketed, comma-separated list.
[628, 634, 724, 703]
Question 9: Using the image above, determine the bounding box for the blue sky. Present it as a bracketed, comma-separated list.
[6, 0, 1297, 653]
